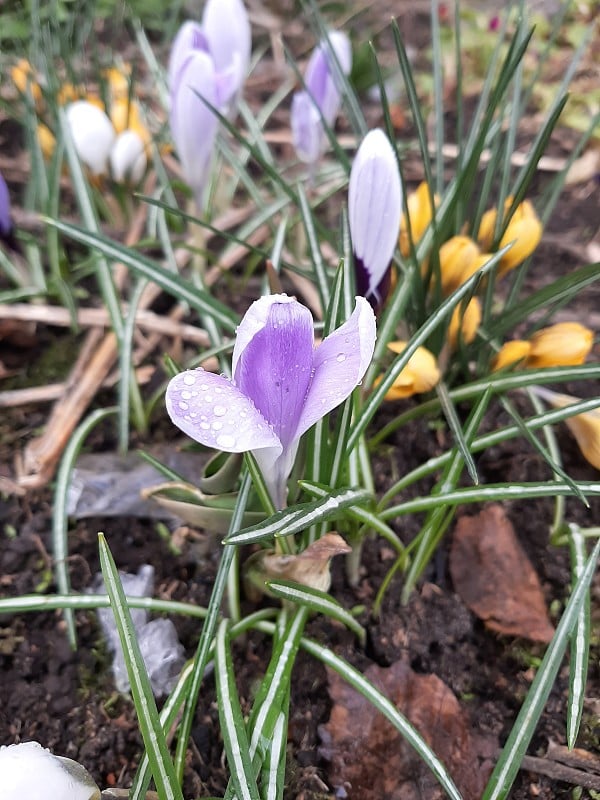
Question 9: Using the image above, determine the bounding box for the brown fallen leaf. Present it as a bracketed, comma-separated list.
[449, 504, 555, 643]
[319, 660, 495, 800]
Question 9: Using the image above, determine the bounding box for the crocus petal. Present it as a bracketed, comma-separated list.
[109, 130, 147, 184]
[202, 0, 251, 92]
[234, 298, 315, 448]
[66, 100, 116, 176]
[232, 293, 297, 376]
[169, 50, 219, 209]
[166, 369, 281, 455]
[349, 129, 402, 300]
[295, 297, 376, 441]
[291, 91, 323, 164]
[0, 172, 11, 237]
[168, 21, 209, 91]
[0, 741, 100, 800]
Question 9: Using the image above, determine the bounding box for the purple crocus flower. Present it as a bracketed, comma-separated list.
[291, 30, 352, 166]
[168, 2, 251, 210]
[166, 294, 376, 509]
[348, 128, 402, 306]
[0, 171, 12, 238]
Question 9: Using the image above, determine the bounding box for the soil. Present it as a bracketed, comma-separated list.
[1, 3, 600, 800]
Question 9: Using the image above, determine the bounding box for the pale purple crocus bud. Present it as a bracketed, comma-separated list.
[349, 128, 403, 306]
[166, 294, 376, 509]
[291, 30, 352, 165]
[202, 0, 252, 113]
[0, 171, 12, 238]
[169, 50, 220, 211]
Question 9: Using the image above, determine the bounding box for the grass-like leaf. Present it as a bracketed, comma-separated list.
[482, 536, 600, 799]
[98, 533, 184, 800]
[215, 619, 261, 800]
[224, 488, 372, 546]
[267, 579, 366, 646]
[52, 407, 117, 647]
[566, 523, 590, 749]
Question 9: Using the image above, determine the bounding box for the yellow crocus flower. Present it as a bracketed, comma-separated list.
[11, 59, 43, 105]
[438, 236, 494, 295]
[477, 198, 542, 276]
[379, 341, 441, 399]
[448, 297, 481, 349]
[110, 98, 151, 146]
[533, 387, 600, 471]
[37, 123, 56, 160]
[399, 181, 438, 257]
[492, 340, 531, 371]
[528, 322, 594, 368]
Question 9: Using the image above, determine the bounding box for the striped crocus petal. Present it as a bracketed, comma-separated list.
[349, 128, 403, 304]
[166, 294, 376, 508]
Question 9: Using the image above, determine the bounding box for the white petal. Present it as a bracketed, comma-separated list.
[348, 128, 402, 295]
[66, 101, 116, 176]
[166, 368, 281, 455]
[0, 742, 100, 800]
[109, 130, 147, 183]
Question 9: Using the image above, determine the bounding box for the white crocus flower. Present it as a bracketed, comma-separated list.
[0, 741, 100, 800]
[65, 100, 116, 176]
[109, 129, 147, 184]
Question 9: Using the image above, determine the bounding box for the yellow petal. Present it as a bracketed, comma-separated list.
[492, 340, 531, 371]
[399, 181, 437, 257]
[498, 201, 543, 275]
[379, 341, 441, 399]
[533, 388, 600, 471]
[109, 98, 151, 145]
[448, 297, 481, 349]
[37, 123, 56, 160]
[56, 82, 86, 105]
[476, 198, 542, 275]
[438, 235, 481, 295]
[103, 65, 132, 100]
[11, 59, 43, 104]
[527, 322, 594, 368]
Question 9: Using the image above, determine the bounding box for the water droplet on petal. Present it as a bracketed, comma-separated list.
[336, 353, 346, 363]
[183, 374, 196, 386]
[181, 390, 192, 400]
[205, 394, 213, 402]
[179, 401, 189, 410]
[212, 421, 223, 430]
[214, 405, 227, 417]
[216, 434, 236, 448]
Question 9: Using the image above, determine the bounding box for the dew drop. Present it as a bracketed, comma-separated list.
[212, 421, 223, 430]
[199, 383, 208, 390]
[179, 401, 189, 410]
[214, 405, 227, 417]
[200, 422, 210, 430]
[181, 390, 192, 400]
[216, 434, 236, 448]
[205, 394, 213, 402]
[336, 353, 347, 363]
[183, 374, 196, 386]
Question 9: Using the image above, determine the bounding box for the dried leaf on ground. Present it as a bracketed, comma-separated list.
[449, 504, 555, 643]
[319, 660, 495, 800]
